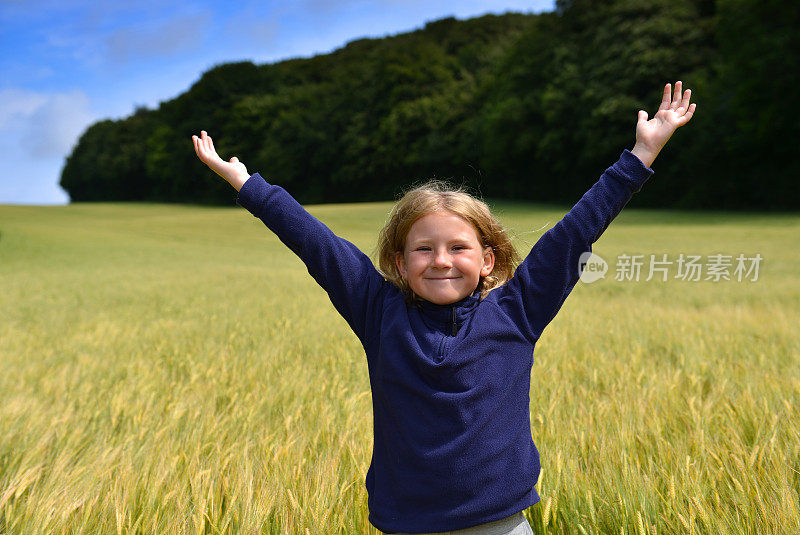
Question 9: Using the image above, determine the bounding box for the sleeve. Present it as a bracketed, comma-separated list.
[495, 150, 654, 343]
[236, 173, 389, 345]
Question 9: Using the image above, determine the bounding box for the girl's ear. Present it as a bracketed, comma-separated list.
[395, 251, 407, 279]
[480, 246, 495, 277]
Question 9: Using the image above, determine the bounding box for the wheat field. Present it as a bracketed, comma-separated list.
[0, 199, 798, 534]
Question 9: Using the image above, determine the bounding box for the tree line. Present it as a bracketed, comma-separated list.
[60, 0, 799, 210]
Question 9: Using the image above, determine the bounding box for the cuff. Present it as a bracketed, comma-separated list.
[236, 173, 270, 215]
[613, 149, 655, 193]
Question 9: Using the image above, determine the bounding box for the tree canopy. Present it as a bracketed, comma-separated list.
[60, 1, 799, 210]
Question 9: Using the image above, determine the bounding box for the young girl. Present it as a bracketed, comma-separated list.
[192, 82, 695, 534]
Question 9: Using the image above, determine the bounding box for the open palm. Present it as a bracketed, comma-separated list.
[192, 130, 249, 191]
[636, 81, 696, 155]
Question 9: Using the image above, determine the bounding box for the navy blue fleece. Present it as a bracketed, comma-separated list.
[235, 150, 653, 533]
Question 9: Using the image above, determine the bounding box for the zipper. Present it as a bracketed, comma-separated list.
[437, 306, 458, 358]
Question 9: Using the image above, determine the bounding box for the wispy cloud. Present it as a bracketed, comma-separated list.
[222, 6, 280, 49]
[0, 89, 49, 129]
[1, 88, 96, 157]
[106, 12, 213, 63]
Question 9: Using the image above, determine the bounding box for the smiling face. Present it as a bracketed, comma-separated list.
[395, 210, 495, 305]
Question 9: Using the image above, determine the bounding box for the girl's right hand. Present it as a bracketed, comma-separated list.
[192, 130, 250, 192]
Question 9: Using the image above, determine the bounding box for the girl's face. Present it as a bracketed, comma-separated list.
[395, 210, 495, 305]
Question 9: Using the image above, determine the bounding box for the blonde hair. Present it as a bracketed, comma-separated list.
[376, 180, 520, 302]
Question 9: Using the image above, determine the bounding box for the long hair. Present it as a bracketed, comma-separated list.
[376, 180, 520, 301]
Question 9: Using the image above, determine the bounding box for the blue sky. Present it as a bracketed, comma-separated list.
[0, 0, 554, 205]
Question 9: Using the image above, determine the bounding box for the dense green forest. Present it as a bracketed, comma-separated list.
[60, 0, 799, 209]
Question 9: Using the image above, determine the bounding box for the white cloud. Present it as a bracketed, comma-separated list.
[0, 88, 95, 203]
[0, 89, 48, 129]
[0, 88, 97, 158]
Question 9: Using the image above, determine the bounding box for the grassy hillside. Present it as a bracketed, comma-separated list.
[0, 201, 798, 533]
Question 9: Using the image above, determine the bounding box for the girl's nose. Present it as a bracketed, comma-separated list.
[432, 249, 453, 268]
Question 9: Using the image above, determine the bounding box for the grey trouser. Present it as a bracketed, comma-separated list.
[382, 511, 534, 535]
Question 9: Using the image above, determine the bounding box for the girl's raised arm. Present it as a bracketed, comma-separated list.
[191, 131, 389, 345]
[496, 82, 695, 342]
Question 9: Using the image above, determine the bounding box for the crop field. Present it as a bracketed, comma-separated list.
[0, 199, 798, 534]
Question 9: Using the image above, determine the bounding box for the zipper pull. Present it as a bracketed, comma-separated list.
[451, 307, 457, 336]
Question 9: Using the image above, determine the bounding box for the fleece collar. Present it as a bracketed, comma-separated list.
[413, 290, 482, 335]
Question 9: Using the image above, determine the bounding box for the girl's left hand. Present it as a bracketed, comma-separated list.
[192, 130, 250, 191]
[631, 81, 696, 168]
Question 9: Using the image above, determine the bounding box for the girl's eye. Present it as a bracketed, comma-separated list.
[452, 245, 466, 251]
[415, 247, 431, 251]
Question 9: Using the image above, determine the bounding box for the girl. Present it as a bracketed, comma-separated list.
[192, 82, 695, 534]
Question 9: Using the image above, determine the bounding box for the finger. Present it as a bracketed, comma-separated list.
[638, 110, 648, 123]
[671, 81, 683, 109]
[674, 103, 697, 127]
[193, 135, 206, 161]
[658, 83, 671, 112]
[680, 88, 692, 111]
[203, 133, 215, 157]
[197, 137, 207, 161]
[201, 130, 212, 154]
[230, 156, 238, 163]
[682, 103, 696, 123]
